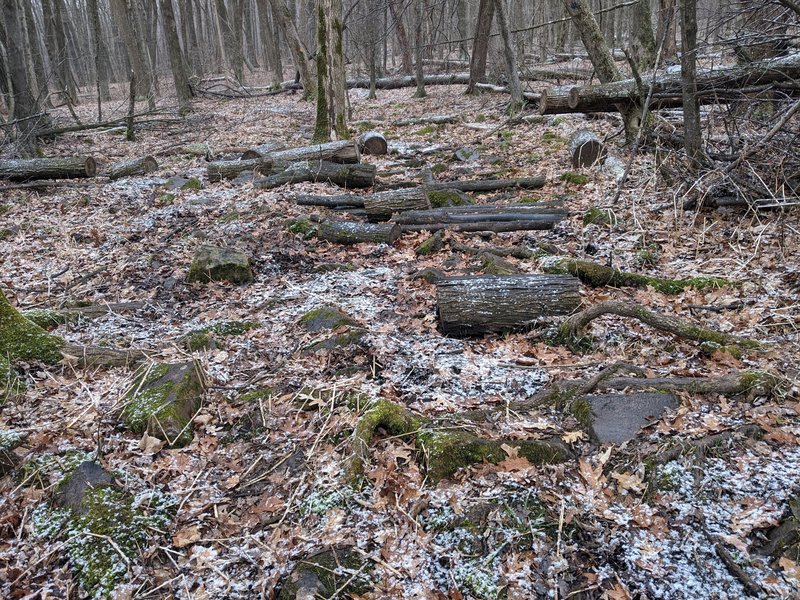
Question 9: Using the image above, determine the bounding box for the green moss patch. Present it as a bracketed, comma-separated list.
[478, 252, 519, 275]
[0, 429, 25, 475]
[416, 231, 444, 256]
[304, 329, 366, 353]
[583, 207, 617, 226]
[22, 309, 76, 330]
[415, 125, 436, 136]
[425, 188, 472, 208]
[121, 362, 206, 447]
[542, 131, 566, 145]
[186, 245, 253, 284]
[181, 320, 259, 351]
[560, 172, 590, 185]
[299, 306, 358, 332]
[285, 216, 317, 237]
[278, 548, 372, 599]
[0, 289, 65, 366]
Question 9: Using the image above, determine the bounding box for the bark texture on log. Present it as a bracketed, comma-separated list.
[0, 157, 97, 181]
[437, 274, 582, 335]
[538, 86, 575, 115]
[269, 140, 360, 164]
[207, 158, 283, 182]
[296, 193, 365, 208]
[317, 219, 402, 244]
[394, 203, 567, 232]
[424, 176, 546, 192]
[106, 156, 158, 180]
[240, 141, 287, 159]
[560, 53, 800, 114]
[254, 161, 376, 189]
[568, 130, 607, 168]
[358, 131, 388, 155]
[363, 188, 431, 221]
[347, 73, 471, 89]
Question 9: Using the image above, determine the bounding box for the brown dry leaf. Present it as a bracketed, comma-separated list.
[501, 443, 519, 458]
[605, 583, 631, 599]
[138, 431, 164, 454]
[498, 456, 533, 472]
[222, 474, 240, 489]
[579, 458, 605, 491]
[173, 525, 202, 548]
[612, 471, 645, 493]
[779, 557, 800, 581]
[562, 430, 584, 444]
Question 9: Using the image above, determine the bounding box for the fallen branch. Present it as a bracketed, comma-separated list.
[253, 161, 376, 190]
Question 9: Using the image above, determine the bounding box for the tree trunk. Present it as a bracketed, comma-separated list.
[314, 1, 331, 144]
[109, 0, 151, 98]
[631, 0, 656, 71]
[394, 203, 567, 232]
[41, 0, 77, 104]
[414, 0, 426, 98]
[347, 73, 470, 90]
[657, 0, 677, 61]
[206, 157, 283, 181]
[180, 0, 201, 76]
[318, 220, 402, 244]
[325, 0, 347, 138]
[240, 141, 287, 159]
[466, 0, 495, 94]
[0, 157, 97, 181]
[257, 0, 283, 87]
[160, 0, 193, 114]
[106, 156, 158, 180]
[679, 0, 702, 165]
[436, 275, 582, 336]
[253, 161, 375, 189]
[423, 176, 546, 192]
[22, 0, 52, 106]
[269, 140, 359, 163]
[357, 131, 388, 155]
[215, 0, 245, 83]
[493, 0, 523, 111]
[565, 0, 641, 141]
[267, 0, 313, 99]
[2, 0, 41, 154]
[387, 0, 413, 74]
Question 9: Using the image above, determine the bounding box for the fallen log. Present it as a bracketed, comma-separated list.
[538, 86, 576, 115]
[206, 158, 284, 182]
[437, 274, 581, 335]
[363, 188, 431, 221]
[296, 193, 365, 208]
[358, 131, 388, 156]
[269, 140, 360, 164]
[254, 161, 376, 189]
[0, 157, 97, 181]
[424, 176, 546, 192]
[317, 219, 402, 245]
[240, 141, 287, 159]
[347, 73, 471, 90]
[394, 114, 460, 126]
[106, 156, 158, 180]
[394, 203, 568, 232]
[551, 52, 800, 114]
[568, 130, 607, 168]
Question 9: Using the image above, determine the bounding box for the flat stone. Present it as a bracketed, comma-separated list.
[187, 245, 253, 284]
[56, 461, 116, 514]
[587, 392, 679, 444]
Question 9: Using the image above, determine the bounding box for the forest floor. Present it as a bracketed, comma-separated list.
[1, 79, 799, 599]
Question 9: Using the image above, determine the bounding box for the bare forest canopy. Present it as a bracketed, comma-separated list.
[1, 0, 800, 598]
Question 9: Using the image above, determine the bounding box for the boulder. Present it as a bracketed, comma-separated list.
[586, 392, 679, 444]
[0, 430, 26, 475]
[121, 361, 206, 446]
[187, 245, 253, 284]
[278, 547, 371, 599]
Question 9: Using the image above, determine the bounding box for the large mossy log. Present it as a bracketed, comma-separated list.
[317, 219, 402, 245]
[254, 161, 376, 189]
[436, 275, 582, 336]
[0, 157, 97, 181]
[545, 53, 800, 115]
[395, 203, 568, 232]
[268, 140, 359, 164]
[106, 156, 158, 180]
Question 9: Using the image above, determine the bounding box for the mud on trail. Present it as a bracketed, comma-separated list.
[1, 85, 798, 598]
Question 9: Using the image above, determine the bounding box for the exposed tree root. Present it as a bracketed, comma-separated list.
[651, 424, 763, 465]
[554, 299, 761, 352]
[62, 344, 150, 369]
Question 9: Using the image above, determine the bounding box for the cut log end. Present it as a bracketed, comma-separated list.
[358, 131, 388, 156]
[568, 130, 607, 168]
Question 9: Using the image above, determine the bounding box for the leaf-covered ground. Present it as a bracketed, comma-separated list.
[1, 83, 799, 599]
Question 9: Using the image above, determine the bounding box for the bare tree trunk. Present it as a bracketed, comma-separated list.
[679, 0, 702, 165]
[180, 0, 201, 76]
[313, 0, 330, 142]
[22, 1, 51, 107]
[3, 0, 41, 155]
[414, 0, 426, 97]
[161, 0, 193, 113]
[565, 0, 641, 141]
[257, 0, 283, 87]
[388, 0, 413, 74]
[41, 0, 77, 104]
[87, 0, 112, 104]
[215, 0, 245, 83]
[109, 0, 151, 98]
[466, 0, 495, 94]
[657, 0, 677, 61]
[493, 0, 522, 111]
[631, 0, 656, 71]
[268, 0, 314, 99]
[326, 0, 347, 137]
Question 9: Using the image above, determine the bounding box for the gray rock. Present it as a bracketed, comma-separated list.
[454, 146, 480, 161]
[587, 392, 679, 444]
[187, 245, 253, 284]
[56, 461, 116, 514]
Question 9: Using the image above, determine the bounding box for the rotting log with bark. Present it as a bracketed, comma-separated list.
[568, 130, 607, 168]
[106, 156, 159, 180]
[0, 157, 97, 181]
[296, 193, 365, 208]
[394, 114, 460, 126]
[240, 141, 287, 159]
[424, 176, 546, 193]
[317, 219, 402, 244]
[537, 86, 575, 115]
[437, 274, 581, 335]
[267, 140, 360, 164]
[545, 53, 800, 115]
[207, 158, 285, 182]
[394, 203, 568, 232]
[254, 161, 376, 189]
[363, 188, 431, 221]
[358, 131, 388, 155]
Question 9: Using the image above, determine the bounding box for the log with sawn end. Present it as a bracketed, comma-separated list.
[317, 219, 402, 244]
[394, 203, 568, 232]
[437, 274, 582, 336]
[240, 141, 287, 159]
[106, 156, 159, 180]
[207, 158, 286, 182]
[0, 157, 97, 181]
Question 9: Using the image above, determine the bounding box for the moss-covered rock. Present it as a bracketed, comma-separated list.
[560, 172, 590, 185]
[0, 289, 65, 370]
[409, 268, 445, 283]
[0, 429, 26, 475]
[285, 216, 317, 238]
[278, 547, 372, 599]
[419, 430, 571, 483]
[304, 329, 366, 353]
[759, 497, 800, 562]
[181, 320, 259, 351]
[186, 245, 253, 284]
[426, 188, 472, 208]
[33, 461, 174, 598]
[22, 308, 76, 330]
[121, 362, 206, 447]
[299, 306, 357, 332]
[478, 252, 519, 275]
[416, 231, 444, 256]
